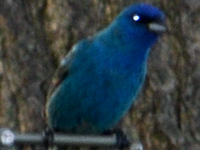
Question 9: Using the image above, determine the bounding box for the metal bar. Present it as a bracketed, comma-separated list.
[0, 128, 116, 147]
[14, 133, 116, 147]
[0, 128, 143, 150]
[54, 134, 116, 146]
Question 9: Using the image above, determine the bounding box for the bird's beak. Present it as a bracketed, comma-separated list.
[148, 22, 167, 33]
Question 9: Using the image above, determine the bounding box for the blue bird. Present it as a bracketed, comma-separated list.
[46, 3, 166, 134]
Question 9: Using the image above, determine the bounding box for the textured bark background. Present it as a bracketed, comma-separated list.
[1, 0, 200, 150]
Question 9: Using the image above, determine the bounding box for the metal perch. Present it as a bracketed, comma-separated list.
[0, 128, 143, 150]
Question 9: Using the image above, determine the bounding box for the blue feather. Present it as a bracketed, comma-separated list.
[46, 3, 166, 134]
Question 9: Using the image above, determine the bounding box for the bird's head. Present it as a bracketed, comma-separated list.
[112, 3, 166, 45]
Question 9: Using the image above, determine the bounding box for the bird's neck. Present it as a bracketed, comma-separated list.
[97, 24, 157, 65]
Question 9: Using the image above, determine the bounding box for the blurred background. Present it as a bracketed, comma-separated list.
[1, 0, 200, 149]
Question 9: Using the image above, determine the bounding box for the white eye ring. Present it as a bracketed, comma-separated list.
[133, 14, 140, 21]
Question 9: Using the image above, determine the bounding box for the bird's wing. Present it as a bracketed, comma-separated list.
[47, 44, 77, 99]
[46, 37, 93, 99]
[44, 38, 93, 121]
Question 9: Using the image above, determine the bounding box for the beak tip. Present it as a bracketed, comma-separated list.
[148, 23, 167, 33]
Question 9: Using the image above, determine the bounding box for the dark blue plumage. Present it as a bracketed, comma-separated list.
[46, 3, 166, 134]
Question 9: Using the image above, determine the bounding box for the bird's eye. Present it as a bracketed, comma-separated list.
[133, 14, 140, 22]
[132, 14, 153, 24]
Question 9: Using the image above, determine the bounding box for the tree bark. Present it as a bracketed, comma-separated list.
[0, 0, 200, 150]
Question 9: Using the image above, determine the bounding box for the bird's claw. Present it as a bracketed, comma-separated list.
[42, 128, 54, 149]
[103, 129, 130, 149]
[115, 129, 130, 150]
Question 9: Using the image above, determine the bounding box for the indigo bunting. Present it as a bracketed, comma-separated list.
[46, 3, 166, 134]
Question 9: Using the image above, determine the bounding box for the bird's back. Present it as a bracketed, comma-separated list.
[46, 35, 147, 134]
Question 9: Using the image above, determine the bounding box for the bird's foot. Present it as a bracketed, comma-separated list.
[42, 128, 54, 150]
[103, 128, 130, 150]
